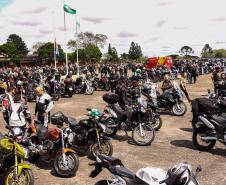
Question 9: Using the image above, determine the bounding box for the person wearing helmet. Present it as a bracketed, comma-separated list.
[35, 86, 54, 126]
[135, 68, 142, 76]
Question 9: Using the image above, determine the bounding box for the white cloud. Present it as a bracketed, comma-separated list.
[0, 0, 226, 57]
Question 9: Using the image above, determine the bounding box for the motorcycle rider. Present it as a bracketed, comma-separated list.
[35, 86, 54, 126]
[161, 74, 173, 92]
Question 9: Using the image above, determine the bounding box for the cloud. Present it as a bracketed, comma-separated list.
[157, 1, 174, 6]
[161, 46, 171, 49]
[117, 31, 138, 38]
[10, 20, 40, 26]
[156, 20, 166, 28]
[39, 29, 52, 34]
[143, 37, 160, 44]
[211, 17, 226, 22]
[174, 26, 188, 30]
[23, 34, 45, 38]
[81, 17, 111, 24]
[21, 6, 48, 14]
[57, 26, 74, 32]
[215, 41, 226, 45]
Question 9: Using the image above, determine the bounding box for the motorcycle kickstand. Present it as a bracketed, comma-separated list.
[124, 131, 129, 138]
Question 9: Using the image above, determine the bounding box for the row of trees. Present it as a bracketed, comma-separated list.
[0, 33, 146, 64]
[179, 44, 226, 58]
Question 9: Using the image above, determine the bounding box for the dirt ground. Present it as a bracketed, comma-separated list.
[1, 74, 226, 185]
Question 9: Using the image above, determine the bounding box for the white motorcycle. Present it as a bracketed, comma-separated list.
[90, 155, 201, 185]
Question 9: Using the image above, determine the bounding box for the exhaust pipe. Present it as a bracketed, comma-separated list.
[198, 116, 215, 129]
[201, 136, 217, 141]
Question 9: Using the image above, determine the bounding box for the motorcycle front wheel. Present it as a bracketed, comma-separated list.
[193, 127, 216, 151]
[86, 87, 94, 95]
[53, 152, 79, 177]
[5, 168, 34, 185]
[89, 140, 113, 159]
[132, 124, 155, 146]
[172, 102, 187, 116]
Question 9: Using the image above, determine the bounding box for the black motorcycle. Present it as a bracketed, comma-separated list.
[73, 77, 94, 95]
[51, 110, 113, 159]
[146, 85, 187, 116]
[102, 93, 155, 146]
[92, 76, 111, 91]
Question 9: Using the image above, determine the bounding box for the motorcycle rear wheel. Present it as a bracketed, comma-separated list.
[5, 168, 34, 185]
[104, 118, 118, 137]
[132, 124, 155, 146]
[192, 127, 216, 151]
[53, 152, 79, 177]
[152, 116, 163, 131]
[89, 140, 113, 159]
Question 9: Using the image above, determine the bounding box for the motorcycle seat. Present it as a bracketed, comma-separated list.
[66, 117, 78, 128]
[114, 166, 135, 179]
[98, 154, 123, 166]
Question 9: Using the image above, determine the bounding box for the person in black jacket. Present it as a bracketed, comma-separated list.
[109, 70, 119, 93]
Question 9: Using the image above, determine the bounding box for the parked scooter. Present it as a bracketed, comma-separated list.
[90, 154, 202, 185]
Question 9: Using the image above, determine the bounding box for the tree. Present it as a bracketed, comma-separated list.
[32, 42, 45, 54]
[214, 51, 224, 58]
[179, 46, 194, 56]
[37, 42, 65, 63]
[128, 42, 143, 60]
[83, 44, 102, 62]
[7, 34, 29, 56]
[202, 44, 212, 58]
[0, 43, 20, 61]
[68, 49, 86, 62]
[111, 47, 118, 61]
[108, 43, 112, 56]
[77, 32, 107, 48]
[120, 53, 129, 60]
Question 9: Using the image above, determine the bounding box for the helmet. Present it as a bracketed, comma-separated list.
[164, 163, 192, 185]
[135, 69, 142, 74]
[35, 86, 44, 94]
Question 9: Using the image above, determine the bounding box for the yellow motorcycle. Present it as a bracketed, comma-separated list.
[0, 133, 34, 185]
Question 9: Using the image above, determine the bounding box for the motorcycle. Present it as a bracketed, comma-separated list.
[92, 76, 111, 91]
[102, 93, 155, 146]
[64, 77, 74, 97]
[73, 77, 94, 95]
[0, 133, 34, 185]
[27, 121, 79, 177]
[90, 154, 202, 185]
[51, 109, 113, 159]
[192, 112, 226, 151]
[145, 82, 187, 116]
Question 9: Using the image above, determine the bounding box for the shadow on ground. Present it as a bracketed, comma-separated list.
[171, 139, 226, 157]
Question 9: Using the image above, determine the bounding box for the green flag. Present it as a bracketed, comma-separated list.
[63, 4, 76, 15]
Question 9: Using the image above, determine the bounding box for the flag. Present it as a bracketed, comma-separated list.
[63, 4, 76, 15]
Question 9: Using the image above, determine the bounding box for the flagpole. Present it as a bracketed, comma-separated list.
[64, 4, 69, 75]
[52, 10, 57, 70]
[76, 15, 80, 76]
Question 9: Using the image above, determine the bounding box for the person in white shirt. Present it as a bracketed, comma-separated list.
[35, 86, 54, 126]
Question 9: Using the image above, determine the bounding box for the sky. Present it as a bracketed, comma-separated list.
[0, 0, 226, 57]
